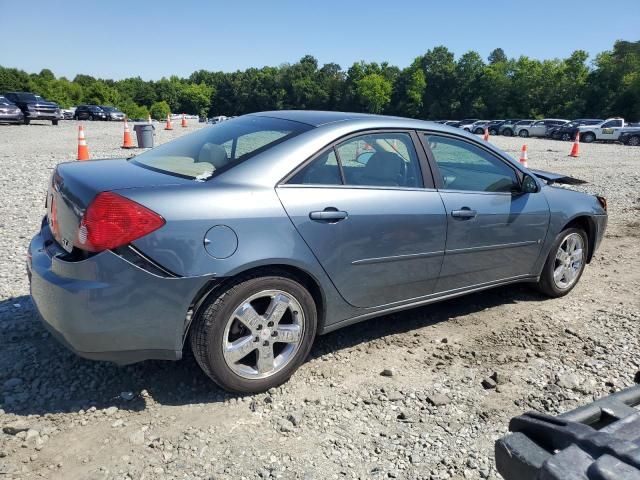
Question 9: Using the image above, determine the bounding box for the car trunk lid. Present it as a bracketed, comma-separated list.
[47, 159, 191, 252]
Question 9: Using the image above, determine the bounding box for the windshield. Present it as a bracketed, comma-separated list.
[131, 115, 312, 180]
[0, 96, 12, 105]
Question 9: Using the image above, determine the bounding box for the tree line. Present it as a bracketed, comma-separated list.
[1, 40, 638, 121]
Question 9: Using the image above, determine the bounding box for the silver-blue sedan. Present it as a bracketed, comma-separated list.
[28, 111, 608, 393]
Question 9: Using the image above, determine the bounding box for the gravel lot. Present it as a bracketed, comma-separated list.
[0, 120, 639, 480]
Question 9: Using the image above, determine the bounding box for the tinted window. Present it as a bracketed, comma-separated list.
[336, 132, 423, 188]
[425, 135, 518, 193]
[132, 116, 311, 180]
[288, 149, 342, 185]
[602, 119, 622, 128]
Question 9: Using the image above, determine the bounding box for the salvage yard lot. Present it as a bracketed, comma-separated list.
[0, 120, 639, 479]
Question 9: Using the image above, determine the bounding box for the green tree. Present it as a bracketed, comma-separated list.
[355, 73, 392, 113]
[149, 100, 170, 120]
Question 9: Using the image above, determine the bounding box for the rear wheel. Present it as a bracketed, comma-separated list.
[502, 128, 513, 137]
[23, 118, 30, 125]
[582, 132, 596, 143]
[519, 129, 529, 138]
[489, 129, 498, 136]
[89, 114, 95, 121]
[536, 228, 587, 298]
[52, 119, 58, 126]
[561, 133, 571, 141]
[190, 272, 317, 393]
[628, 135, 640, 146]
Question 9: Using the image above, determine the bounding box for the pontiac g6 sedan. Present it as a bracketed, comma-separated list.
[28, 111, 608, 393]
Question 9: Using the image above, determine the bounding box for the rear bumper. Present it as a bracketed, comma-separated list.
[28, 225, 209, 364]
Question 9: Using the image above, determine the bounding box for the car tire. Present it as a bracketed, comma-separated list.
[582, 132, 595, 143]
[23, 118, 30, 125]
[536, 227, 588, 298]
[489, 129, 498, 136]
[89, 114, 95, 121]
[519, 129, 529, 138]
[502, 129, 513, 137]
[190, 271, 317, 393]
[561, 133, 571, 141]
[628, 135, 640, 146]
[52, 119, 58, 126]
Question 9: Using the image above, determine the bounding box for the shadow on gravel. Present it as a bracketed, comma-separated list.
[0, 284, 546, 416]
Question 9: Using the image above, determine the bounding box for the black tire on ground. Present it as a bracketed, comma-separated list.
[23, 118, 30, 125]
[627, 135, 640, 146]
[489, 129, 498, 135]
[473, 128, 484, 134]
[190, 271, 317, 393]
[582, 132, 596, 143]
[52, 119, 58, 126]
[502, 129, 513, 137]
[536, 227, 588, 298]
[519, 129, 529, 138]
[89, 114, 95, 121]
[561, 133, 571, 141]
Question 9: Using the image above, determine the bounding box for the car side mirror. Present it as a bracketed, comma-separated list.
[520, 174, 538, 194]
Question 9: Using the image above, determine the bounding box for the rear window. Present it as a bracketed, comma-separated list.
[131, 116, 312, 180]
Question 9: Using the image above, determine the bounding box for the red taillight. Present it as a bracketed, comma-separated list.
[76, 192, 165, 252]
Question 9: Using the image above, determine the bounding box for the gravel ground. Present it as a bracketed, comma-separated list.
[0, 120, 639, 480]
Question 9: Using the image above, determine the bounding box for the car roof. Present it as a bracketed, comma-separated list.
[250, 110, 410, 127]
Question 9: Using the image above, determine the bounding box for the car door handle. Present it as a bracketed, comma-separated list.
[309, 208, 348, 222]
[451, 208, 477, 219]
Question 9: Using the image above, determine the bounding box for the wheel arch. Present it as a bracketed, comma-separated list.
[185, 263, 327, 345]
[562, 215, 597, 263]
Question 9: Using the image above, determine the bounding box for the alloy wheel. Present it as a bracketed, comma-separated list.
[552, 233, 585, 290]
[222, 289, 305, 380]
[629, 136, 640, 146]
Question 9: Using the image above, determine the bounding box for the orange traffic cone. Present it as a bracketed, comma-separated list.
[164, 113, 173, 130]
[181, 113, 187, 128]
[483, 127, 490, 142]
[77, 125, 89, 161]
[569, 132, 580, 158]
[519, 144, 528, 168]
[121, 118, 134, 149]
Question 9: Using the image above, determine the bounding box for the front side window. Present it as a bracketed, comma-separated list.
[132, 116, 311, 180]
[602, 119, 622, 128]
[424, 135, 518, 193]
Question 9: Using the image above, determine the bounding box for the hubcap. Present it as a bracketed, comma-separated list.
[552, 233, 585, 290]
[222, 290, 305, 380]
[630, 136, 640, 146]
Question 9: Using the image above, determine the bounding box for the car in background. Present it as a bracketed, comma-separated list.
[515, 119, 569, 138]
[460, 120, 489, 133]
[549, 119, 603, 141]
[0, 95, 24, 124]
[579, 117, 628, 143]
[444, 120, 462, 127]
[488, 119, 520, 136]
[618, 127, 640, 146]
[2, 92, 61, 125]
[500, 120, 531, 137]
[28, 110, 608, 393]
[100, 106, 126, 121]
[60, 107, 75, 120]
[208, 115, 229, 124]
[457, 118, 479, 131]
[74, 105, 108, 121]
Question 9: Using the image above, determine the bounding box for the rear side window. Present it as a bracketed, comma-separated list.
[132, 116, 311, 180]
[287, 132, 423, 188]
[424, 135, 518, 193]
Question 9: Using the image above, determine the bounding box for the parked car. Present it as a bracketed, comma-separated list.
[515, 119, 569, 138]
[549, 119, 603, 141]
[619, 127, 640, 146]
[460, 120, 489, 133]
[28, 111, 608, 393]
[444, 120, 462, 127]
[60, 107, 75, 120]
[0, 95, 24, 124]
[500, 120, 531, 137]
[74, 105, 108, 121]
[2, 92, 61, 125]
[208, 115, 228, 124]
[100, 106, 125, 121]
[578, 117, 628, 143]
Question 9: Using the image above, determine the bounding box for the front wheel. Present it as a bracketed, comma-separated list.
[489, 129, 498, 136]
[536, 228, 588, 298]
[89, 114, 95, 121]
[627, 135, 640, 147]
[190, 272, 317, 393]
[23, 117, 30, 125]
[519, 129, 529, 138]
[502, 129, 513, 137]
[561, 133, 571, 141]
[52, 119, 58, 126]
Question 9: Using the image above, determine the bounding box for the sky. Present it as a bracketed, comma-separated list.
[1, 0, 639, 80]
